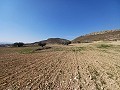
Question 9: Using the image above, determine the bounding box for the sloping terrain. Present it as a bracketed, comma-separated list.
[73, 29, 120, 43]
[0, 42, 120, 90]
[34, 38, 70, 45]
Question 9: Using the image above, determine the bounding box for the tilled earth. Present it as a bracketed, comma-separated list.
[0, 44, 120, 90]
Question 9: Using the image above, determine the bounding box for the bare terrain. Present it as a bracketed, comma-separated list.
[0, 42, 120, 90]
[72, 29, 120, 43]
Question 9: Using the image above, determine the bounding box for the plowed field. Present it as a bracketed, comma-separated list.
[0, 43, 120, 90]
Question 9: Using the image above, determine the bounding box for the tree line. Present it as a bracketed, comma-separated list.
[13, 41, 71, 47]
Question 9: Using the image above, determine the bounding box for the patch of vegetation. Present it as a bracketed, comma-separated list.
[99, 49, 109, 53]
[97, 44, 112, 49]
[19, 48, 35, 54]
[71, 47, 86, 52]
[35, 47, 51, 51]
[53, 47, 64, 51]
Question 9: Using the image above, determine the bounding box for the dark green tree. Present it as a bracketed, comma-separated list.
[62, 41, 71, 45]
[13, 42, 24, 47]
[38, 42, 46, 47]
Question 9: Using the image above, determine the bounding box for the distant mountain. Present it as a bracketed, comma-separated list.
[34, 38, 70, 44]
[0, 42, 13, 47]
[72, 29, 120, 43]
[0, 42, 13, 44]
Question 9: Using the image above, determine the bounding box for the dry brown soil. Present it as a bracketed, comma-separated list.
[0, 43, 120, 90]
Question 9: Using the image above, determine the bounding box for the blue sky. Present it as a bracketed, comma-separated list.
[0, 0, 120, 43]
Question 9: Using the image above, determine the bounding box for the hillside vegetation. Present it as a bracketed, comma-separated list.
[72, 29, 120, 43]
[34, 38, 70, 45]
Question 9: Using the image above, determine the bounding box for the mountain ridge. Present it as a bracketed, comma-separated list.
[72, 29, 120, 43]
[33, 38, 70, 45]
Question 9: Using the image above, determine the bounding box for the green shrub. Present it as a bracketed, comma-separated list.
[97, 44, 111, 49]
[19, 48, 34, 54]
[72, 47, 85, 52]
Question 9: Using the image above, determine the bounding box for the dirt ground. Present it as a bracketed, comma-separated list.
[0, 42, 120, 90]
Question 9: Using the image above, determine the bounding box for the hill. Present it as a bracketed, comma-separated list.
[34, 38, 70, 45]
[72, 29, 120, 43]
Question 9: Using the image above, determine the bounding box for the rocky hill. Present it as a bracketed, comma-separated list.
[34, 38, 70, 45]
[72, 29, 120, 43]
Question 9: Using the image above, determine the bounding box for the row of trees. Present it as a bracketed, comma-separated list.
[13, 41, 71, 47]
